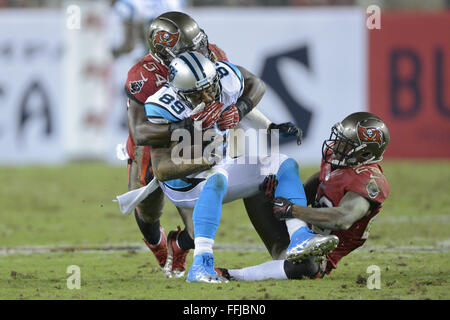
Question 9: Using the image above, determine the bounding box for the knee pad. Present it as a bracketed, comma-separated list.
[284, 258, 319, 280]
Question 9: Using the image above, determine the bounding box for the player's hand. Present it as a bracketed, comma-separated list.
[217, 105, 240, 131]
[272, 197, 294, 220]
[259, 174, 278, 200]
[267, 122, 303, 145]
[190, 101, 224, 129]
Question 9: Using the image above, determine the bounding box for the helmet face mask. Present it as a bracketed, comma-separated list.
[168, 51, 219, 109]
[322, 123, 360, 167]
[322, 112, 390, 168]
[182, 79, 219, 106]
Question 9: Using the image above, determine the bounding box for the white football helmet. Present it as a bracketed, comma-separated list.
[168, 51, 219, 108]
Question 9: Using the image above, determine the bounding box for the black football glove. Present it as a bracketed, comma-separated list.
[267, 122, 303, 145]
[272, 196, 294, 220]
[259, 174, 278, 200]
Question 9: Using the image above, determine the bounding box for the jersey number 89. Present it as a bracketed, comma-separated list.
[159, 94, 185, 115]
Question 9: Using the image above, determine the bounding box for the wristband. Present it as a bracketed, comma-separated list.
[235, 96, 254, 120]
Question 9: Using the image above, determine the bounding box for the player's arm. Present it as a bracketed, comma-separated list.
[237, 65, 266, 110]
[216, 65, 265, 131]
[150, 144, 213, 182]
[127, 99, 172, 148]
[131, 94, 225, 148]
[274, 191, 371, 231]
[303, 172, 320, 206]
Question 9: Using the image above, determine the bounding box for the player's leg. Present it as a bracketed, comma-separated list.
[165, 207, 194, 278]
[128, 147, 168, 272]
[160, 177, 290, 278]
[214, 155, 295, 260]
[216, 258, 322, 281]
[157, 168, 230, 282]
[176, 207, 194, 239]
[186, 172, 229, 283]
[222, 154, 338, 263]
[271, 157, 339, 263]
[242, 194, 289, 260]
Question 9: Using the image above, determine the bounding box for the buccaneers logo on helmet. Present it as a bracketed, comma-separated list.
[357, 123, 383, 147]
[153, 30, 180, 48]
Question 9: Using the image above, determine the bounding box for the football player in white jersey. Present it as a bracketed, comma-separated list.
[144, 51, 339, 283]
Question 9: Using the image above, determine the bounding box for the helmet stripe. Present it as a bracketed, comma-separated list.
[179, 55, 200, 81]
[188, 52, 207, 78]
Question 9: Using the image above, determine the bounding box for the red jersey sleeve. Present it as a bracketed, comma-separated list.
[209, 43, 228, 62]
[125, 56, 169, 105]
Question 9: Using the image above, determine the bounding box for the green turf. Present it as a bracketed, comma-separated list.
[0, 161, 449, 300]
[1, 250, 448, 300]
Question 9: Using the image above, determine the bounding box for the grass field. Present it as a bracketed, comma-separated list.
[0, 161, 449, 300]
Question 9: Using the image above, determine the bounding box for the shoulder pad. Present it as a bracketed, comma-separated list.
[215, 61, 244, 106]
[125, 56, 168, 104]
[347, 165, 389, 204]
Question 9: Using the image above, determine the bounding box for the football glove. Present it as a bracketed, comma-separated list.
[259, 174, 278, 200]
[267, 122, 303, 145]
[190, 101, 224, 129]
[217, 105, 240, 131]
[168, 101, 223, 136]
[272, 196, 294, 220]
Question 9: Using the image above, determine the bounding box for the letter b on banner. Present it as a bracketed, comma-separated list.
[390, 49, 421, 119]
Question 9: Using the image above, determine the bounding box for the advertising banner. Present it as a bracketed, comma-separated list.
[0, 10, 65, 164]
[369, 12, 450, 158]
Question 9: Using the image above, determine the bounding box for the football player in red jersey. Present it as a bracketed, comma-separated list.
[123, 11, 301, 278]
[216, 112, 390, 281]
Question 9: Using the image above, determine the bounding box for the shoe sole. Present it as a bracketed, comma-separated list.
[186, 268, 229, 284]
[186, 276, 229, 284]
[172, 270, 186, 278]
[286, 235, 339, 263]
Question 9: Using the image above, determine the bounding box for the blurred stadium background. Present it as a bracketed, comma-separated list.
[0, 0, 449, 165]
[0, 0, 449, 300]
